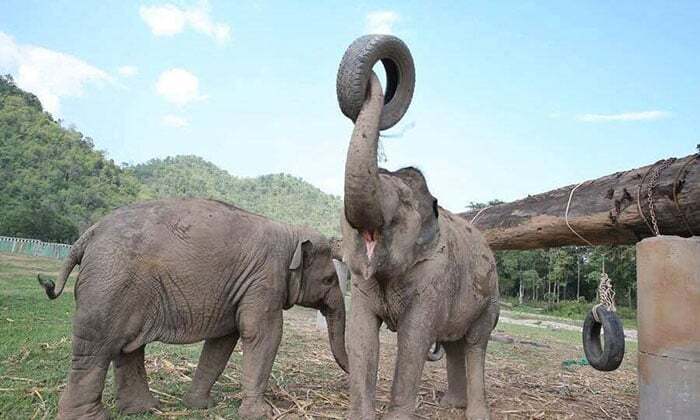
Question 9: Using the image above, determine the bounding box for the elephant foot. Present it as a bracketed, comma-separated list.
[57, 402, 109, 420]
[182, 392, 215, 410]
[238, 396, 272, 419]
[383, 409, 415, 420]
[117, 393, 160, 414]
[466, 405, 490, 420]
[438, 391, 467, 409]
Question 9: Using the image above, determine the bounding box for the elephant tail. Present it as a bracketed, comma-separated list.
[37, 224, 97, 300]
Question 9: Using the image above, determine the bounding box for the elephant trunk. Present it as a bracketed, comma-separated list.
[343, 72, 385, 238]
[322, 286, 349, 373]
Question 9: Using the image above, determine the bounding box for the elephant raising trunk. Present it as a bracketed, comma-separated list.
[337, 35, 499, 420]
[343, 72, 386, 242]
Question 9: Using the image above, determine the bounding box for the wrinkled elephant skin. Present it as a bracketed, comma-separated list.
[342, 75, 499, 419]
[39, 198, 348, 419]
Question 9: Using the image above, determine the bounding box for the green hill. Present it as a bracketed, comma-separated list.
[0, 75, 142, 242]
[0, 75, 342, 242]
[129, 156, 342, 236]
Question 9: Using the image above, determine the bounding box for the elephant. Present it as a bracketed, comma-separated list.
[37, 198, 348, 420]
[337, 35, 499, 420]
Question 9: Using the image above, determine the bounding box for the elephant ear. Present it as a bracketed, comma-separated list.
[290, 239, 313, 270]
[329, 237, 343, 261]
[290, 240, 304, 270]
[287, 239, 311, 308]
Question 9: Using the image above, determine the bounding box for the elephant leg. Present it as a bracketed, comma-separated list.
[57, 334, 111, 420]
[237, 308, 283, 419]
[465, 341, 489, 420]
[440, 337, 467, 408]
[114, 345, 159, 414]
[464, 306, 497, 420]
[347, 288, 381, 420]
[385, 311, 434, 420]
[183, 332, 239, 409]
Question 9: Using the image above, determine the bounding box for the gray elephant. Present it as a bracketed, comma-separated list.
[38, 198, 348, 419]
[337, 35, 499, 419]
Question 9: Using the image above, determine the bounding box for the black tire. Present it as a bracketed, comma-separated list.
[336, 34, 415, 131]
[426, 342, 445, 362]
[582, 307, 625, 371]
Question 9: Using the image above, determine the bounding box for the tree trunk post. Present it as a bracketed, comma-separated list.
[462, 154, 699, 250]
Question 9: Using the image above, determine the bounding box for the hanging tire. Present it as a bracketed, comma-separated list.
[582, 306, 625, 371]
[336, 34, 415, 131]
[426, 342, 445, 362]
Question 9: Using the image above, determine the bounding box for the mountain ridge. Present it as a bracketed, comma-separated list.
[0, 75, 342, 242]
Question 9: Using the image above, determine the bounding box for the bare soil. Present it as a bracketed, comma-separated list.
[219, 307, 638, 419]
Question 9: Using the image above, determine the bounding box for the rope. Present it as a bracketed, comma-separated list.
[470, 206, 492, 225]
[564, 182, 616, 320]
[564, 182, 594, 247]
[592, 272, 617, 322]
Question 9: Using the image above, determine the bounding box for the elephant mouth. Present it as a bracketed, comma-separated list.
[362, 230, 378, 260]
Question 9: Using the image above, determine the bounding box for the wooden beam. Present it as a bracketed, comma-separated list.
[460, 154, 699, 250]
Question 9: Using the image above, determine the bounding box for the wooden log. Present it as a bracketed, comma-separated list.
[460, 154, 699, 250]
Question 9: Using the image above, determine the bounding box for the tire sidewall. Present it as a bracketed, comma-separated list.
[336, 34, 415, 130]
[582, 307, 625, 371]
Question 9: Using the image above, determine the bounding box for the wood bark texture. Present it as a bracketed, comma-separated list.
[460, 154, 700, 250]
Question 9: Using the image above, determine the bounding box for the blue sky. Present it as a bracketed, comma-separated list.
[1, 1, 698, 211]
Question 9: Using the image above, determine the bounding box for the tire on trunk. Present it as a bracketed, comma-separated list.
[336, 34, 415, 131]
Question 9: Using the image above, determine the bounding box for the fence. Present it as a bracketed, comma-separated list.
[0, 236, 72, 260]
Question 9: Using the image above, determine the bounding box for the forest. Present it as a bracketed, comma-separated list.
[0, 75, 342, 241]
[0, 74, 636, 310]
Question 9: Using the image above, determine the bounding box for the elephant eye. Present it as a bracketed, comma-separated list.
[324, 276, 335, 285]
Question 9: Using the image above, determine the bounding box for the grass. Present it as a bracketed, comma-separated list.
[502, 296, 639, 329]
[0, 252, 638, 419]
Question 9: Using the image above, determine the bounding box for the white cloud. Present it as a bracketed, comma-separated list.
[0, 31, 110, 115]
[576, 110, 671, 122]
[162, 114, 189, 128]
[117, 65, 139, 77]
[155, 68, 205, 106]
[366, 10, 399, 35]
[140, 1, 231, 44]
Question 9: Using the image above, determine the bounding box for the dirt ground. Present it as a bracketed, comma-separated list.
[196, 307, 638, 420]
